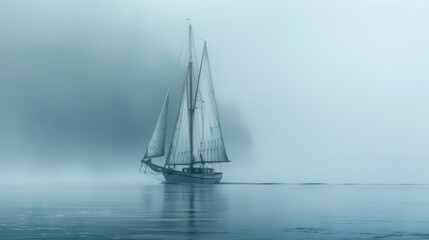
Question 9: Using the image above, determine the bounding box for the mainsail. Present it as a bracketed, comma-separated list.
[144, 94, 169, 159]
[192, 43, 229, 163]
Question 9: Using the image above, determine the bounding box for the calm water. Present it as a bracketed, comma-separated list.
[1, 183, 429, 239]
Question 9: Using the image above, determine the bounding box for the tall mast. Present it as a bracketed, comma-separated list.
[187, 23, 195, 169]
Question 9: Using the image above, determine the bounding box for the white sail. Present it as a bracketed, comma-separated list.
[166, 82, 192, 165]
[144, 94, 169, 159]
[192, 43, 229, 163]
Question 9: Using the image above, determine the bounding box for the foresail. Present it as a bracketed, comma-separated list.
[192, 43, 229, 163]
[144, 94, 169, 159]
[166, 82, 192, 165]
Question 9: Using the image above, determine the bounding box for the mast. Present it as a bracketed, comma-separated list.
[187, 23, 195, 170]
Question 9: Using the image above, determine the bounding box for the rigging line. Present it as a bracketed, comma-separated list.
[166, 26, 189, 94]
[187, 22, 200, 76]
[193, 41, 206, 108]
[194, 101, 203, 158]
[194, 63, 212, 161]
[192, 39, 199, 73]
[199, 98, 205, 161]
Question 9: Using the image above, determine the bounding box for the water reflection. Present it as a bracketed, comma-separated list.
[141, 184, 228, 239]
[163, 184, 228, 239]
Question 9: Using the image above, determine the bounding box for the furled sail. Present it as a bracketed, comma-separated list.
[192, 43, 229, 163]
[166, 82, 192, 165]
[144, 94, 169, 159]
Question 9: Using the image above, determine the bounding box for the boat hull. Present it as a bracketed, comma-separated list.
[162, 171, 222, 184]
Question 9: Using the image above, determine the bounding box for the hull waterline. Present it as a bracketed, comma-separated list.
[141, 159, 223, 184]
[163, 171, 222, 184]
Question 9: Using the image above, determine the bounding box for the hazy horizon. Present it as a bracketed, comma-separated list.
[1, 0, 429, 184]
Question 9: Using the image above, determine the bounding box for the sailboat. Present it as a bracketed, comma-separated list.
[140, 24, 230, 183]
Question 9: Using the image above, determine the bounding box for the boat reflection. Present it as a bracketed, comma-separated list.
[140, 184, 227, 239]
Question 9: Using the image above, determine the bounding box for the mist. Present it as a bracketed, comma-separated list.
[1, 0, 429, 184]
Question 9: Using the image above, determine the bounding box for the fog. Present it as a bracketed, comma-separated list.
[1, 0, 428, 184]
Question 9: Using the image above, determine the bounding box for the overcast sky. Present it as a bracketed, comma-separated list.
[1, 0, 428, 184]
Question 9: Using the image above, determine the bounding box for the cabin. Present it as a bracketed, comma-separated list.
[182, 168, 215, 174]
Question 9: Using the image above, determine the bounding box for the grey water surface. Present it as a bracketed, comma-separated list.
[1, 183, 429, 240]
